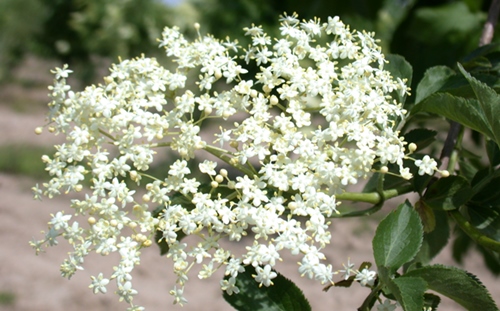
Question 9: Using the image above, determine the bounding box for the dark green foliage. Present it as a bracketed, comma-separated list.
[404, 265, 498, 311]
[0, 0, 175, 82]
[422, 176, 472, 211]
[371, 202, 498, 311]
[222, 265, 311, 311]
[412, 210, 450, 264]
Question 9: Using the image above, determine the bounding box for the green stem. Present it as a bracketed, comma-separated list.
[99, 129, 116, 141]
[336, 184, 413, 204]
[203, 145, 255, 177]
[137, 171, 161, 181]
[150, 142, 172, 148]
[449, 209, 500, 252]
[331, 184, 413, 218]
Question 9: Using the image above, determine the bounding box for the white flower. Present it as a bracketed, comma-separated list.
[116, 281, 138, 303]
[49, 212, 71, 231]
[225, 257, 245, 278]
[254, 264, 277, 287]
[355, 268, 377, 287]
[414, 155, 438, 175]
[339, 258, 356, 280]
[170, 286, 188, 306]
[220, 277, 240, 295]
[51, 64, 73, 79]
[199, 160, 217, 175]
[89, 273, 110, 294]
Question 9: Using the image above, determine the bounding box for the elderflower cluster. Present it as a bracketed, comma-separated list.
[32, 13, 415, 309]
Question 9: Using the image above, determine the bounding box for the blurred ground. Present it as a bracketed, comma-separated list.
[0, 57, 498, 311]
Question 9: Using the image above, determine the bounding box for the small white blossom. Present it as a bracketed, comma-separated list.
[339, 258, 356, 280]
[414, 155, 438, 176]
[89, 273, 110, 294]
[355, 268, 377, 287]
[116, 281, 138, 303]
[170, 286, 188, 306]
[220, 277, 240, 295]
[254, 264, 278, 287]
[51, 64, 73, 79]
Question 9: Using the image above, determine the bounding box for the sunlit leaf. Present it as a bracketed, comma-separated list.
[412, 93, 494, 139]
[404, 264, 499, 311]
[415, 66, 455, 103]
[373, 201, 423, 271]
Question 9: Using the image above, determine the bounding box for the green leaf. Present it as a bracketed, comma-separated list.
[452, 229, 473, 264]
[422, 176, 472, 211]
[412, 93, 495, 140]
[462, 43, 500, 71]
[415, 66, 455, 103]
[470, 167, 494, 190]
[458, 63, 500, 147]
[469, 171, 500, 240]
[467, 204, 500, 242]
[459, 157, 480, 181]
[387, 276, 426, 311]
[373, 201, 423, 271]
[222, 265, 311, 311]
[413, 210, 450, 265]
[404, 264, 499, 311]
[414, 69, 500, 104]
[414, 199, 436, 233]
[478, 245, 500, 275]
[486, 139, 500, 167]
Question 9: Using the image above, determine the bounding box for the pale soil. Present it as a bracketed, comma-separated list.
[0, 57, 498, 311]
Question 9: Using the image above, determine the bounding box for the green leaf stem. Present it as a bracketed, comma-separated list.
[450, 210, 500, 253]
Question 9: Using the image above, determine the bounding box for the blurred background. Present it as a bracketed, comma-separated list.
[0, 0, 498, 310]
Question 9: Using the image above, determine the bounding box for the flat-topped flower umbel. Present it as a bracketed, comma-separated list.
[32, 13, 415, 310]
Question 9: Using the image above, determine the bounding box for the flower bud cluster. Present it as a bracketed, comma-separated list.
[32, 13, 413, 309]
